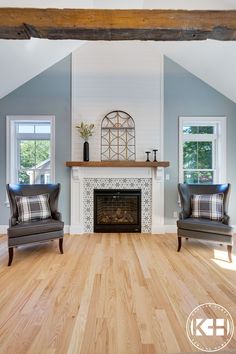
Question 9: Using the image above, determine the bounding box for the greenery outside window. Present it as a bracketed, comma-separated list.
[179, 117, 226, 184]
[6, 116, 55, 185]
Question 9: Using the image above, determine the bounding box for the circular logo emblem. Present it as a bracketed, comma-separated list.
[186, 303, 234, 352]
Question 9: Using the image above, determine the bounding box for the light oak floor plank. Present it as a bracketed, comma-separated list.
[0, 233, 235, 354]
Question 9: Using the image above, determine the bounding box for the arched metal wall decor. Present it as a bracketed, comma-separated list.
[101, 110, 136, 161]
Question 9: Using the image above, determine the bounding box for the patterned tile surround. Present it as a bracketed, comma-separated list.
[83, 178, 152, 233]
[70, 166, 164, 234]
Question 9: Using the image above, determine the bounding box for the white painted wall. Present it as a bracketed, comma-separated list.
[72, 42, 163, 162]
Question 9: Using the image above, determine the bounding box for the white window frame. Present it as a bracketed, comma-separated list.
[179, 116, 226, 184]
[6, 115, 55, 186]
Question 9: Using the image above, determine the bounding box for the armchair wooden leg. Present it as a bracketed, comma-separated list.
[8, 247, 14, 266]
[177, 237, 182, 252]
[227, 245, 233, 263]
[59, 238, 64, 254]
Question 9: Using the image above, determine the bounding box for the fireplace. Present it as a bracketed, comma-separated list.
[94, 189, 141, 232]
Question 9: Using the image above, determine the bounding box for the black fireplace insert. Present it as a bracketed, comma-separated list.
[94, 189, 141, 232]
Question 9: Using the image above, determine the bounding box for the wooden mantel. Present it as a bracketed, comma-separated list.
[1, 8, 236, 41]
[66, 161, 169, 168]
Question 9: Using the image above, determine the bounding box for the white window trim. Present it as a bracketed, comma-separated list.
[6, 116, 55, 204]
[179, 116, 226, 184]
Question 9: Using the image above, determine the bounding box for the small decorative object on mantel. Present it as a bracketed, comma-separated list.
[145, 151, 151, 162]
[152, 149, 158, 162]
[76, 122, 95, 161]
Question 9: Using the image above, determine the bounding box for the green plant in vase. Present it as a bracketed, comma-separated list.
[76, 122, 95, 161]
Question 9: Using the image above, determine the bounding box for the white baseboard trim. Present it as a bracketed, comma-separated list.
[164, 225, 177, 233]
[69, 225, 84, 234]
[1, 224, 235, 236]
[64, 225, 70, 234]
[0, 225, 8, 234]
[152, 225, 166, 234]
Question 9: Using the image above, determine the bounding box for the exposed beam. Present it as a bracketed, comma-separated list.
[1, 8, 236, 41]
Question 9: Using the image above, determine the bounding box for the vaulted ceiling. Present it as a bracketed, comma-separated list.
[0, 1, 236, 102]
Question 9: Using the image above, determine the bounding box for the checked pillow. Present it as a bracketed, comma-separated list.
[15, 194, 51, 223]
[191, 193, 224, 221]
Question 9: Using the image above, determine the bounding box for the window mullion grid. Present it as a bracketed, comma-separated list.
[16, 134, 51, 184]
[16, 134, 50, 185]
[183, 134, 216, 142]
[34, 140, 37, 184]
[16, 138, 21, 184]
[179, 117, 226, 185]
[16, 133, 50, 140]
[183, 133, 214, 184]
[7, 116, 55, 187]
[212, 137, 218, 183]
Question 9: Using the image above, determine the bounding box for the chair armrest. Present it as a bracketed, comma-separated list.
[9, 217, 17, 227]
[179, 211, 188, 220]
[52, 211, 62, 221]
[222, 214, 230, 225]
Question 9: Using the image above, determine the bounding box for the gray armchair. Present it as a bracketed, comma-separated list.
[7, 183, 64, 266]
[177, 183, 233, 262]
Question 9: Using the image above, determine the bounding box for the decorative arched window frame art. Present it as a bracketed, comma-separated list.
[101, 110, 136, 161]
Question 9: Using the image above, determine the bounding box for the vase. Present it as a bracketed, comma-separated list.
[83, 141, 89, 161]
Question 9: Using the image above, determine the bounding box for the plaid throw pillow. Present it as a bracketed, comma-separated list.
[15, 194, 51, 223]
[191, 193, 224, 221]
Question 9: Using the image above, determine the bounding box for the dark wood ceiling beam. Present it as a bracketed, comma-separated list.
[1, 8, 236, 40]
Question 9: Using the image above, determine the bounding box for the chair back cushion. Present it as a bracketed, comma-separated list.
[15, 194, 51, 223]
[7, 184, 61, 220]
[191, 193, 224, 221]
[178, 183, 230, 218]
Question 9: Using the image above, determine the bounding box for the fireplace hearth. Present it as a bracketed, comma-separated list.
[94, 189, 141, 232]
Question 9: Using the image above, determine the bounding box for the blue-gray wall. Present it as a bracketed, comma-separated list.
[164, 56, 236, 225]
[1, 54, 235, 227]
[0, 55, 71, 224]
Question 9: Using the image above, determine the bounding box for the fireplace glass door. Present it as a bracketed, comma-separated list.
[94, 189, 141, 232]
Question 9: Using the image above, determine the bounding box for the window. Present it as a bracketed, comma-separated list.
[179, 117, 226, 184]
[7, 116, 55, 185]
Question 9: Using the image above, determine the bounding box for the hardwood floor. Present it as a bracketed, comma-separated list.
[0, 233, 235, 354]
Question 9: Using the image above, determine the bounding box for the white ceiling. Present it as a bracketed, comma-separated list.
[0, 39, 82, 99]
[0, 1, 236, 102]
[158, 41, 236, 103]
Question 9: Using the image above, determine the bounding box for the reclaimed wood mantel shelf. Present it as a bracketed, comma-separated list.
[66, 161, 170, 168]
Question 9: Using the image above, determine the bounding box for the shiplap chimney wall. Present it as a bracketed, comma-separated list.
[70, 42, 165, 233]
[72, 42, 163, 162]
